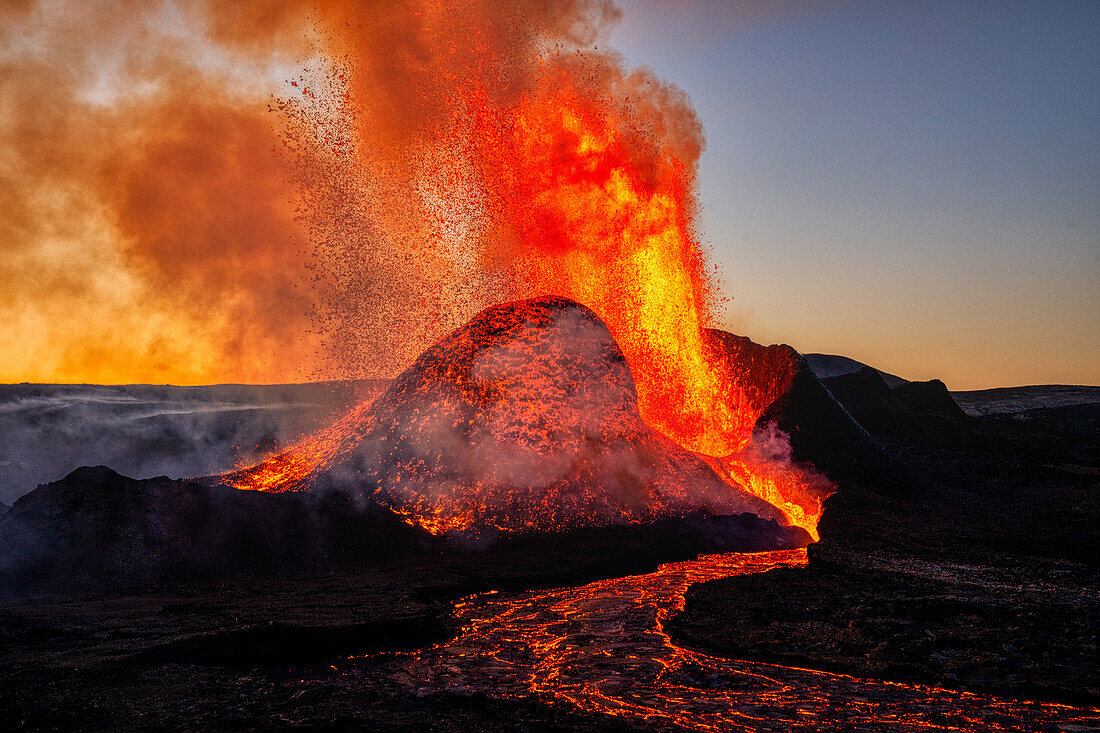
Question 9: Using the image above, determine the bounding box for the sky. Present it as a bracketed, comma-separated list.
[1, 0, 1097, 390]
[610, 0, 1099, 388]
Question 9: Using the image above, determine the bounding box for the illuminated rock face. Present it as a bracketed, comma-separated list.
[706, 328, 906, 495]
[344, 297, 785, 534]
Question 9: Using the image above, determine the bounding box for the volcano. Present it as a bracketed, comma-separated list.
[225, 296, 800, 535]
[2, 297, 834, 593]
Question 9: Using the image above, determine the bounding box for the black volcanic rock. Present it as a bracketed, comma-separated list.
[0, 465, 806, 599]
[677, 511, 814, 552]
[321, 297, 788, 532]
[821, 368, 970, 444]
[0, 466, 436, 595]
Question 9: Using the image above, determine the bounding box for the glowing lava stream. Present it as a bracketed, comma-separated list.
[339, 550, 1098, 732]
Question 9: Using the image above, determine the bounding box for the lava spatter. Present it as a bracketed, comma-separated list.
[261, 3, 832, 537]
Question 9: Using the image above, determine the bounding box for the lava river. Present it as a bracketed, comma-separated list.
[330, 550, 1098, 732]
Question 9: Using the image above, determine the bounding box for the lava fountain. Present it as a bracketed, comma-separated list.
[229, 0, 830, 539]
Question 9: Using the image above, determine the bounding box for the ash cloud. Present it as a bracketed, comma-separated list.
[0, 0, 639, 384]
[0, 1, 330, 384]
[2, 0, 719, 392]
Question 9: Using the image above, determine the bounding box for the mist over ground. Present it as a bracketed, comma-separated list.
[4, 354, 1095, 507]
[0, 381, 384, 505]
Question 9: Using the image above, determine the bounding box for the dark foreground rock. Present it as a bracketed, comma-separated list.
[0, 551, 679, 732]
[0, 466, 439, 595]
[669, 394, 1100, 706]
[0, 490, 807, 731]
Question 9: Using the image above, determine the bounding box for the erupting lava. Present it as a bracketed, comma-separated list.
[228, 297, 799, 538]
[230, 2, 830, 539]
[472, 64, 751, 458]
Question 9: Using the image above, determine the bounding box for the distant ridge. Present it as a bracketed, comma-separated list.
[951, 385, 1100, 417]
[803, 354, 908, 388]
[804, 354, 1100, 419]
[0, 380, 390, 506]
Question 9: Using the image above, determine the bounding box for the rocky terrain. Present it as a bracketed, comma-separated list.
[0, 540, 695, 731]
[670, 372, 1100, 706]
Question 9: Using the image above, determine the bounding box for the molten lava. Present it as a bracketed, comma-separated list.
[232, 12, 830, 539]
[334, 549, 1100, 731]
[467, 65, 832, 537]
[228, 399, 376, 495]
[473, 63, 755, 459]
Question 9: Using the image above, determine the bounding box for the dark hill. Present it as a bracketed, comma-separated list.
[952, 385, 1100, 417]
[706, 331, 917, 499]
[0, 466, 435, 595]
[821, 367, 970, 444]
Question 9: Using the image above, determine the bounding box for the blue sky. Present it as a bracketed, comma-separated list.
[609, 0, 1099, 388]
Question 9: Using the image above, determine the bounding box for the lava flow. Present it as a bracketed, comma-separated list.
[332, 550, 1099, 731]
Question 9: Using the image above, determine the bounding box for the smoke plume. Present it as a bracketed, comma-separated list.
[1, 0, 640, 384]
[0, 1, 328, 383]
